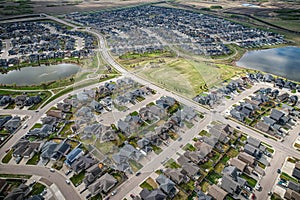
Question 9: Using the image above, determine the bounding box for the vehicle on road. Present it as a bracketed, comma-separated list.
[65, 170, 72, 176]
[50, 168, 55, 172]
[66, 180, 70, 184]
[178, 137, 182, 141]
[23, 124, 28, 129]
[136, 172, 141, 176]
[277, 169, 281, 174]
[5, 148, 10, 153]
[130, 194, 135, 198]
[236, 126, 240, 129]
[86, 194, 92, 199]
[111, 190, 117, 196]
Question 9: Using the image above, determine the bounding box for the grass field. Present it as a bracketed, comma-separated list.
[118, 51, 244, 98]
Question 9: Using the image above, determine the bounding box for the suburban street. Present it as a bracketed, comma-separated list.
[0, 14, 299, 200]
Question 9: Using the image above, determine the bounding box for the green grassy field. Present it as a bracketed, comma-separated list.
[119, 51, 244, 98]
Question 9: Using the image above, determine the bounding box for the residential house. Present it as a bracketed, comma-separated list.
[221, 166, 246, 195]
[51, 141, 71, 161]
[288, 181, 300, 193]
[246, 137, 261, 148]
[112, 143, 143, 172]
[40, 141, 58, 161]
[26, 124, 54, 138]
[4, 116, 21, 133]
[181, 162, 201, 179]
[65, 147, 84, 166]
[12, 139, 42, 158]
[47, 110, 64, 119]
[70, 154, 96, 174]
[284, 189, 300, 200]
[208, 185, 228, 200]
[3, 184, 30, 200]
[229, 157, 247, 172]
[164, 168, 188, 184]
[238, 152, 255, 166]
[88, 173, 117, 195]
[244, 144, 260, 158]
[197, 191, 212, 200]
[156, 174, 177, 197]
[139, 188, 166, 200]
[84, 163, 103, 186]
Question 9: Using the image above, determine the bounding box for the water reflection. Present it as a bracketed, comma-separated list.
[0, 64, 80, 86]
[236, 47, 300, 82]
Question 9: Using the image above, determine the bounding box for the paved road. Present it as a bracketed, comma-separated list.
[0, 164, 80, 200]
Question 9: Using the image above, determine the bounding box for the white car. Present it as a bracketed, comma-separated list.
[50, 168, 55, 172]
[66, 180, 70, 184]
[255, 183, 261, 191]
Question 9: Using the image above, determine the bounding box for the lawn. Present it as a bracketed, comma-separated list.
[119, 51, 243, 98]
[206, 171, 222, 184]
[199, 130, 211, 137]
[140, 180, 155, 191]
[29, 183, 46, 196]
[0, 174, 31, 179]
[226, 148, 239, 158]
[129, 160, 143, 172]
[26, 153, 40, 165]
[200, 181, 210, 193]
[215, 163, 225, 173]
[183, 143, 196, 151]
[280, 172, 299, 183]
[70, 171, 86, 186]
[173, 190, 189, 200]
[220, 155, 230, 164]
[241, 173, 257, 187]
[164, 158, 181, 169]
[179, 180, 195, 193]
[2, 150, 13, 164]
[200, 160, 214, 170]
[152, 145, 163, 154]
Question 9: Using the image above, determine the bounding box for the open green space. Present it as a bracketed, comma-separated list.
[70, 171, 86, 186]
[164, 158, 181, 169]
[0, 173, 31, 179]
[118, 51, 245, 98]
[29, 183, 46, 196]
[2, 150, 13, 164]
[26, 153, 40, 165]
[241, 173, 257, 187]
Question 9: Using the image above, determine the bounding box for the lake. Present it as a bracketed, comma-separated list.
[0, 64, 81, 86]
[236, 46, 300, 82]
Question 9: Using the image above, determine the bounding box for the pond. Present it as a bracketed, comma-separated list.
[236, 46, 300, 82]
[0, 64, 81, 86]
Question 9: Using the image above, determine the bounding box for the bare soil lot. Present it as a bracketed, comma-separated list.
[0, 0, 161, 17]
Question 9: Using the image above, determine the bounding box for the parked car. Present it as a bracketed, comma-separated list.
[136, 172, 141, 176]
[111, 190, 117, 196]
[41, 189, 47, 196]
[277, 169, 281, 174]
[23, 124, 28, 129]
[130, 194, 135, 198]
[86, 194, 92, 199]
[255, 183, 261, 191]
[65, 170, 72, 176]
[236, 126, 241, 129]
[50, 168, 55, 172]
[65, 180, 70, 184]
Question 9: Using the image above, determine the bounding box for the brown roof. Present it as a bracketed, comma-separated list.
[238, 152, 255, 165]
[255, 121, 270, 132]
[230, 157, 247, 172]
[208, 185, 227, 200]
[295, 162, 300, 170]
[47, 110, 63, 119]
[284, 188, 300, 200]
